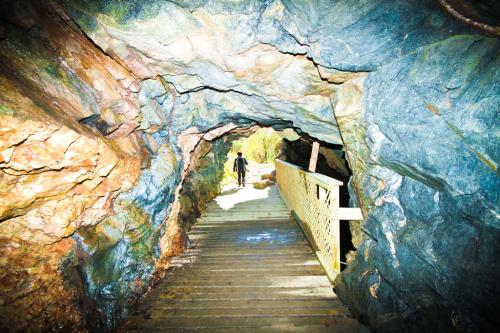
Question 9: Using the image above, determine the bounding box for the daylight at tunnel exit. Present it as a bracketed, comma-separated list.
[0, 1, 498, 332]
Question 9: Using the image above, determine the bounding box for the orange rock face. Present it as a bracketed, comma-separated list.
[0, 237, 85, 332]
[0, 2, 146, 330]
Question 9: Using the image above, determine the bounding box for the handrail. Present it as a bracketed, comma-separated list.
[275, 160, 343, 187]
[275, 159, 363, 282]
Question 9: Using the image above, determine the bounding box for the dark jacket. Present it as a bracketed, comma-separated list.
[233, 157, 248, 173]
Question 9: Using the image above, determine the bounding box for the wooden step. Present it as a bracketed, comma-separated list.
[143, 298, 342, 308]
[172, 256, 321, 265]
[167, 268, 326, 277]
[185, 241, 309, 249]
[164, 275, 331, 287]
[148, 306, 349, 317]
[155, 286, 336, 299]
[130, 316, 361, 331]
[169, 260, 321, 269]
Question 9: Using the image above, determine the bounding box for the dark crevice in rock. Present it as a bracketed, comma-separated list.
[61, 255, 106, 333]
[78, 114, 116, 136]
[163, 80, 278, 105]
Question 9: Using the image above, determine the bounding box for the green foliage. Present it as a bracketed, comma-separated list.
[221, 128, 282, 185]
[230, 140, 243, 155]
[231, 127, 282, 163]
[221, 153, 238, 186]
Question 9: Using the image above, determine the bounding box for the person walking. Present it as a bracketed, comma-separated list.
[233, 152, 248, 187]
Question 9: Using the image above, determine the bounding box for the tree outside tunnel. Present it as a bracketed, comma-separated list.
[221, 127, 282, 187]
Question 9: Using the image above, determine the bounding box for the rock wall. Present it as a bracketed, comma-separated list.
[0, 0, 498, 332]
[178, 138, 232, 232]
[333, 34, 500, 332]
[0, 2, 144, 330]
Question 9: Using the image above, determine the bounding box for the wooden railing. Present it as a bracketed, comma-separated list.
[275, 159, 363, 282]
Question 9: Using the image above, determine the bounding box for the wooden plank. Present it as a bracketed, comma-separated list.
[146, 298, 343, 308]
[308, 141, 320, 172]
[132, 316, 361, 331]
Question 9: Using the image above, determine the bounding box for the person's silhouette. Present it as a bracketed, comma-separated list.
[233, 152, 248, 187]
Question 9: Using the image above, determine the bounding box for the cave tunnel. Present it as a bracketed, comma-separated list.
[0, 0, 499, 332]
[179, 126, 358, 270]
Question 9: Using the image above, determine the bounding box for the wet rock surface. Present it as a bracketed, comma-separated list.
[0, 0, 498, 332]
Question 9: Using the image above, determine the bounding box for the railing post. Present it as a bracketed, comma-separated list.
[308, 142, 320, 172]
[330, 184, 341, 275]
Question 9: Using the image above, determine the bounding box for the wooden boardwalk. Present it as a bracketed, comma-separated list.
[126, 185, 366, 333]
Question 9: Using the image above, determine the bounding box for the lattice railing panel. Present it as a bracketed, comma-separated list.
[275, 159, 343, 281]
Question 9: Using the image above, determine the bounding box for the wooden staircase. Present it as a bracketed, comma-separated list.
[124, 185, 367, 332]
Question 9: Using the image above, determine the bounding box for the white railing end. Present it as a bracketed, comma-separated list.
[338, 207, 364, 221]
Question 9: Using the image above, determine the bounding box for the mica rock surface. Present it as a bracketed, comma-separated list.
[0, 0, 499, 332]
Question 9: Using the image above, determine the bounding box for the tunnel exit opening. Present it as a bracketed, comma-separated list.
[179, 125, 359, 274]
[220, 127, 282, 190]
